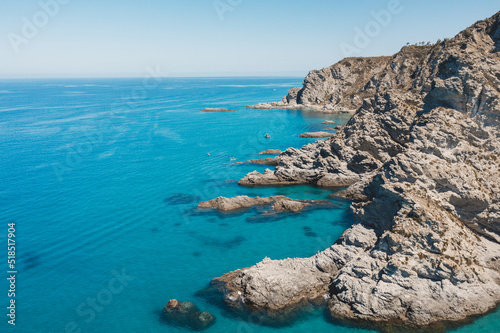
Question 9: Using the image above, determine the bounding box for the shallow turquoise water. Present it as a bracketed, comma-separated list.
[0, 78, 497, 332]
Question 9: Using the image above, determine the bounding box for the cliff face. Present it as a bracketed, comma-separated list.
[213, 11, 500, 329]
[250, 11, 500, 117]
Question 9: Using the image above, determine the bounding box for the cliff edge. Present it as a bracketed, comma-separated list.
[213, 11, 500, 330]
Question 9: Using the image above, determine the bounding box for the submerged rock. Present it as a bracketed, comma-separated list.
[162, 299, 215, 330]
[164, 193, 201, 205]
[213, 11, 500, 330]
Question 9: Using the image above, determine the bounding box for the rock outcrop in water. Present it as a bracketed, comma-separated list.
[202, 108, 236, 112]
[234, 157, 280, 166]
[213, 11, 500, 330]
[298, 131, 335, 138]
[162, 299, 215, 330]
[259, 149, 282, 155]
[198, 195, 329, 213]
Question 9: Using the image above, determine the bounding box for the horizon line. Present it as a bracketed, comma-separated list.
[0, 74, 308, 80]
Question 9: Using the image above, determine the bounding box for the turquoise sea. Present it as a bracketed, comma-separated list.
[0, 78, 498, 332]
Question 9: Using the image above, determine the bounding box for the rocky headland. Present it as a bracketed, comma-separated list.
[210, 11, 500, 331]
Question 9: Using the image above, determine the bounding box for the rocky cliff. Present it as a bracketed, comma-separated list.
[213, 11, 500, 330]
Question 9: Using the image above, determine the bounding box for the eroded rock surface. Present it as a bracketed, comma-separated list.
[298, 131, 335, 138]
[234, 157, 280, 166]
[198, 195, 329, 213]
[259, 149, 282, 155]
[213, 11, 500, 329]
[202, 108, 236, 112]
[162, 299, 216, 330]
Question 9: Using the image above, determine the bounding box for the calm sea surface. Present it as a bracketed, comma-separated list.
[0, 78, 498, 332]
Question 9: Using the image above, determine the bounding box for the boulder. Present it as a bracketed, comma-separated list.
[163, 299, 216, 330]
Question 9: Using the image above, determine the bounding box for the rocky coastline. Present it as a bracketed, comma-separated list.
[206, 11, 500, 331]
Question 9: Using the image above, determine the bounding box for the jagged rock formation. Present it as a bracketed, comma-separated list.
[201, 108, 236, 112]
[198, 195, 329, 213]
[298, 131, 335, 138]
[246, 56, 392, 112]
[162, 299, 216, 330]
[259, 149, 282, 155]
[213, 11, 500, 330]
[234, 157, 280, 166]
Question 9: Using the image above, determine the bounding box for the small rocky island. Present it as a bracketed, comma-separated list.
[258, 149, 282, 155]
[162, 299, 215, 330]
[201, 108, 236, 112]
[198, 195, 330, 213]
[298, 131, 335, 138]
[207, 11, 500, 331]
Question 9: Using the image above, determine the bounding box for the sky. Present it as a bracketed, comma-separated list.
[0, 0, 498, 78]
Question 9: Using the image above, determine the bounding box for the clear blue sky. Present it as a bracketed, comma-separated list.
[0, 0, 498, 78]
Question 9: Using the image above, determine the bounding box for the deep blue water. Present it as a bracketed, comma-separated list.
[0, 78, 498, 333]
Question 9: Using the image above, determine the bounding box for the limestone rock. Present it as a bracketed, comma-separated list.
[201, 108, 235, 112]
[258, 149, 282, 155]
[162, 299, 216, 330]
[298, 131, 335, 138]
[214, 11, 500, 329]
[234, 157, 279, 166]
[238, 168, 304, 186]
[198, 195, 280, 211]
[198, 195, 328, 213]
[272, 199, 309, 213]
